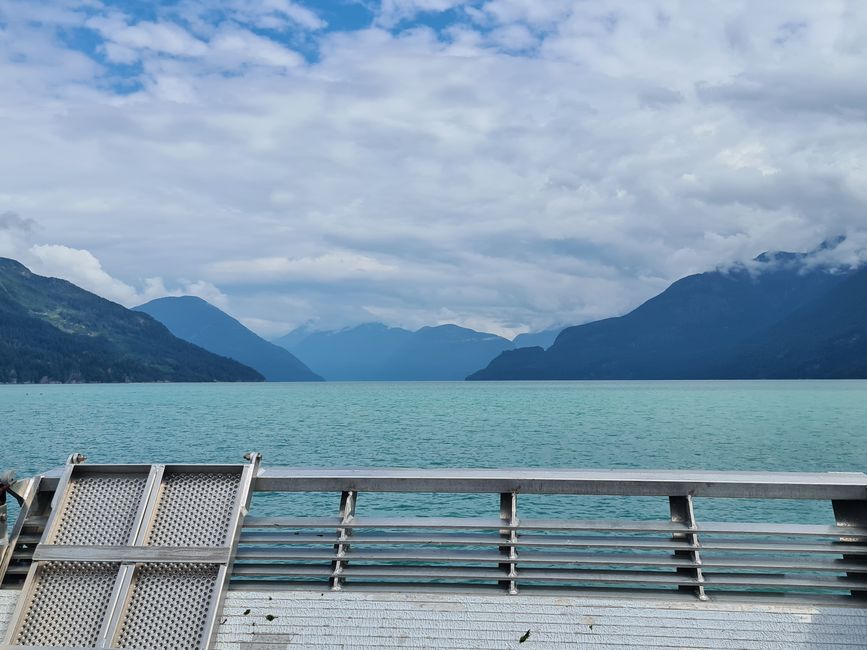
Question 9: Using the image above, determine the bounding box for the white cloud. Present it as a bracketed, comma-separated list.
[2, 1, 867, 336]
[209, 253, 399, 282]
[209, 27, 303, 69]
[211, 0, 327, 32]
[21, 243, 228, 310]
[87, 16, 209, 59]
[28, 244, 144, 305]
[86, 13, 303, 71]
[256, 0, 326, 31]
[718, 143, 779, 176]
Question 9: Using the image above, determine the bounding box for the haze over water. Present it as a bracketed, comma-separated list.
[4, 381, 864, 526]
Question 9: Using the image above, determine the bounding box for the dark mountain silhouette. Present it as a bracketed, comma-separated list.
[715, 265, 867, 378]
[469, 254, 859, 380]
[0, 258, 262, 383]
[134, 296, 322, 381]
[278, 322, 513, 380]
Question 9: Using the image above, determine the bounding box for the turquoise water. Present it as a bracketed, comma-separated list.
[2, 381, 865, 525]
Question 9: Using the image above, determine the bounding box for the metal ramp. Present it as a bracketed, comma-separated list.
[1, 453, 260, 650]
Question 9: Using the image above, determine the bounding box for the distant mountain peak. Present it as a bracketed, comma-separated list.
[275, 320, 511, 380]
[135, 296, 322, 382]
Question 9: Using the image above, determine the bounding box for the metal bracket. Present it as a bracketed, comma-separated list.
[832, 497, 867, 598]
[499, 492, 518, 595]
[331, 490, 356, 590]
[669, 494, 708, 601]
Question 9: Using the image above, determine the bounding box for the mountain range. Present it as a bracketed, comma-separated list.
[5, 247, 865, 384]
[470, 253, 867, 380]
[134, 297, 322, 381]
[0, 258, 262, 383]
[275, 323, 514, 380]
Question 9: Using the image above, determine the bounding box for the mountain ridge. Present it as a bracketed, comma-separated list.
[277, 322, 513, 380]
[469, 256, 863, 380]
[134, 296, 322, 382]
[0, 258, 263, 383]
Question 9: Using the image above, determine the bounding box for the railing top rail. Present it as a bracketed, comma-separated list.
[251, 468, 867, 500]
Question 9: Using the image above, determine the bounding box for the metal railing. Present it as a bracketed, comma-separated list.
[4, 467, 867, 602]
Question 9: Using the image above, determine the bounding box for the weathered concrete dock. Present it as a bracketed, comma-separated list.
[1, 456, 866, 648]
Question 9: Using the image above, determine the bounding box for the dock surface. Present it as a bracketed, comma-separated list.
[4, 588, 867, 649]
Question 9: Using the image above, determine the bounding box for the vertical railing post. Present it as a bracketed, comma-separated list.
[331, 490, 356, 591]
[499, 492, 518, 594]
[669, 494, 707, 601]
[832, 498, 867, 598]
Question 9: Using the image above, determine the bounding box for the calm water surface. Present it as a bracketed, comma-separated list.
[2, 381, 865, 524]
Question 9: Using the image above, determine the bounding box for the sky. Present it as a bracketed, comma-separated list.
[1, 0, 867, 339]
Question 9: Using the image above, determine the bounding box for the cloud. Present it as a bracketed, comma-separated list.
[12, 241, 229, 310]
[1, 1, 867, 337]
[86, 13, 303, 70]
[28, 244, 146, 305]
[209, 253, 399, 282]
[0, 211, 37, 258]
[229, 0, 327, 31]
[87, 16, 209, 59]
[0, 212, 36, 233]
[209, 27, 304, 68]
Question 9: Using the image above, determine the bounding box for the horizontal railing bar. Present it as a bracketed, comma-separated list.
[234, 548, 700, 567]
[233, 548, 867, 572]
[238, 531, 696, 549]
[700, 557, 867, 572]
[233, 564, 331, 577]
[342, 566, 700, 584]
[252, 468, 867, 499]
[699, 541, 867, 554]
[243, 516, 510, 530]
[241, 516, 867, 538]
[230, 563, 867, 589]
[244, 516, 693, 533]
[698, 522, 867, 537]
[227, 579, 504, 594]
[702, 573, 867, 589]
[238, 530, 867, 554]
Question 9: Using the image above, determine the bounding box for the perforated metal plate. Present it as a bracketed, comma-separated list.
[49, 473, 149, 546]
[13, 561, 119, 647]
[116, 563, 219, 650]
[147, 472, 241, 548]
[3, 458, 258, 650]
